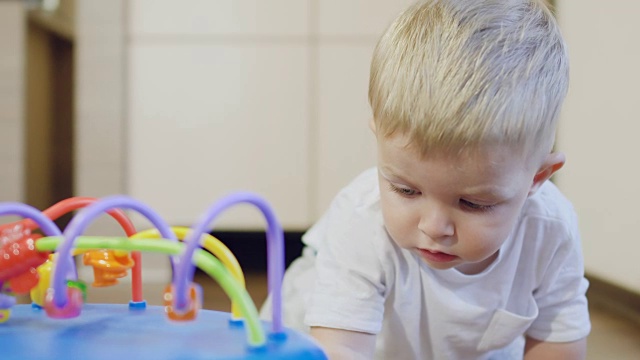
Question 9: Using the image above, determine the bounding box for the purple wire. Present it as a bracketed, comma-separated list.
[0, 202, 63, 296]
[0, 202, 63, 237]
[0, 293, 16, 308]
[51, 196, 177, 308]
[175, 192, 284, 334]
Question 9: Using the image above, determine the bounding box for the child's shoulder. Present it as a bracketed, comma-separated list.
[516, 181, 580, 260]
[302, 167, 384, 250]
[522, 180, 577, 225]
[330, 167, 381, 212]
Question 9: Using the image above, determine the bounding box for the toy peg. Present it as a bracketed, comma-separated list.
[163, 283, 202, 322]
[0, 308, 10, 324]
[44, 285, 84, 319]
[30, 255, 54, 307]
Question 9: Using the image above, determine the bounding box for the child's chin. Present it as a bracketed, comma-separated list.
[416, 254, 460, 271]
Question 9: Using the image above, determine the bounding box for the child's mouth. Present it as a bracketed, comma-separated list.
[418, 248, 458, 263]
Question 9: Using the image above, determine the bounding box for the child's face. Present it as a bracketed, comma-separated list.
[376, 134, 540, 275]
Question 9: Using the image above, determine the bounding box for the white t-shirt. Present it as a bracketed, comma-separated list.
[262, 168, 590, 359]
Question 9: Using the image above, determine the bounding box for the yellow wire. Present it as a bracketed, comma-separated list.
[131, 227, 246, 319]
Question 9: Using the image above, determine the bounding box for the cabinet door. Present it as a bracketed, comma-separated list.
[313, 0, 415, 217]
[127, 0, 312, 230]
[314, 43, 377, 217]
[128, 43, 311, 230]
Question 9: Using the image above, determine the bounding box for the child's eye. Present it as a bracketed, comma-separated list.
[388, 183, 419, 197]
[460, 199, 495, 212]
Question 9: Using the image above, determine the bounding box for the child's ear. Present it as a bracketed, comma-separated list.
[369, 118, 377, 134]
[528, 152, 565, 196]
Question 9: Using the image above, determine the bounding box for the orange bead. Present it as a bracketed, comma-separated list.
[163, 283, 202, 322]
[83, 250, 134, 287]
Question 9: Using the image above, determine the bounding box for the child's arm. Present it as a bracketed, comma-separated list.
[524, 336, 587, 360]
[311, 326, 376, 360]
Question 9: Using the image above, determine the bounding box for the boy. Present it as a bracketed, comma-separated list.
[262, 0, 590, 358]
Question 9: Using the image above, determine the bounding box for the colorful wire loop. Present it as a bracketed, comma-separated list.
[49, 196, 178, 310]
[0, 193, 284, 349]
[132, 227, 246, 320]
[35, 236, 266, 347]
[175, 192, 285, 335]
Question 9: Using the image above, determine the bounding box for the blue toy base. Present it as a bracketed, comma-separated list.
[0, 304, 326, 360]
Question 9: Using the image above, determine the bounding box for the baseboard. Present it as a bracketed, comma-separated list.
[586, 273, 640, 327]
[206, 230, 306, 272]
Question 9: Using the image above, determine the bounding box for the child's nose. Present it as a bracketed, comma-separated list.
[417, 202, 454, 240]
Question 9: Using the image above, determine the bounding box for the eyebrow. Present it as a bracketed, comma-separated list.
[462, 186, 513, 200]
[378, 167, 424, 192]
[378, 167, 405, 183]
[380, 163, 517, 201]
[381, 166, 514, 200]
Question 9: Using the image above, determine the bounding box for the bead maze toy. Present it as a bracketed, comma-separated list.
[0, 194, 327, 359]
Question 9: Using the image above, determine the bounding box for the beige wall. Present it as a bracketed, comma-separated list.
[556, 1, 640, 293]
[6, 1, 635, 292]
[0, 1, 25, 203]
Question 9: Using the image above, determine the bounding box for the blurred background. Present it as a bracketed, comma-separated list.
[0, 0, 638, 358]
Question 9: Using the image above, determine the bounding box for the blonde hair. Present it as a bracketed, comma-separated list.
[369, 0, 568, 157]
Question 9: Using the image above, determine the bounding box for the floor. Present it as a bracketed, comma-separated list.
[20, 271, 640, 359]
[584, 301, 640, 360]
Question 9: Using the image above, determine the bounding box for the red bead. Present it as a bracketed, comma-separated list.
[0, 237, 49, 287]
[8, 267, 39, 294]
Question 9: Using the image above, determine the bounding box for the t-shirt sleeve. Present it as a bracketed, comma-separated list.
[526, 214, 591, 342]
[303, 190, 388, 334]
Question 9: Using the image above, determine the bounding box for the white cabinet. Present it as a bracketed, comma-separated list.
[74, 0, 413, 231]
[127, 43, 311, 229]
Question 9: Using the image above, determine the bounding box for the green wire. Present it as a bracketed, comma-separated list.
[35, 236, 266, 347]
